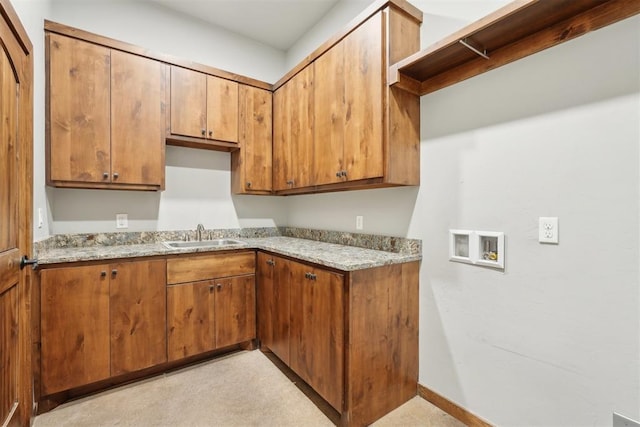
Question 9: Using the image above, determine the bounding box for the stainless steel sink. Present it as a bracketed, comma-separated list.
[162, 239, 245, 249]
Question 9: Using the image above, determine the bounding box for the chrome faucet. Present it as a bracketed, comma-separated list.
[196, 223, 205, 241]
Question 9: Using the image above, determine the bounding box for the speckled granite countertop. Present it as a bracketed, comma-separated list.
[36, 234, 421, 272]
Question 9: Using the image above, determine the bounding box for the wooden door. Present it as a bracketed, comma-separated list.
[167, 280, 215, 361]
[343, 13, 384, 182]
[289, 262, 344, 411]
[233, 85, 272, 193]
[110, 259, 167, 375]
[170, 66, 206, 138]
[273, 67, 314, 190]
[47, 33, 110, 184]
[206, 75, 238, 143]
[257, 253, 290, 365]
[215, 275, 256, 348]
[0, 3, 32, 423]
[110, 51, 166, 187]
[313, 41, 345, 185]
[40, 265, 110, 395]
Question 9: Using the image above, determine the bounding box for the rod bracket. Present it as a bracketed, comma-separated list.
[459, 38, 490, 59]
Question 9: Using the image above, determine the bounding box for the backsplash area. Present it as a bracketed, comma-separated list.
[35, 227, 421, 256]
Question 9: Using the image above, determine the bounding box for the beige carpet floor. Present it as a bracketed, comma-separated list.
[33, 350, 464, 427]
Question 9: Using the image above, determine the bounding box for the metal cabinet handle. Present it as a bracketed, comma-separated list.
[336, 171, 341, 178]
[209, 284, 215, 292]
[304, 272, 316, 280]
[286, 180, 294, 186]
[208, 130, 213, 137]
[216, 283, 223, 290]
[201, 129, 206, 136]
[246, 182, 252, 188]
[113, 172, 119, 179]
[266, 259, 275, 266]
[111, 269, 118, 276]
[103, 172, 109, 179]
[100, 271, 107, 277]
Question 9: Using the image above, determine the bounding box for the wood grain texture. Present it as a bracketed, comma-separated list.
[272, 66, 314, 190]
[47, 33, 110, 184]
[44, 20, 271, 91]
[418, 384, 493, 427]
[206, 75, 238, 143]
[167, 280, 216, 362]
[2, 2, 34, 423]
[343, 13, 384, 182]
[345, 261, 419, 426]
[393, 0, 640, 95]
[214, 275, 256, 348]
[289, 262, 344, 411]
[170, 66, 206, 139]
[166, 251, 255, 285]
[110, 51, 165, 187]
[0, 284, 18, 425]
[233, 85, 272, 194]
[110, 259, 167, 375]
[40, 265, 111, 395]
[313, 41, 344, 185]
[256, 253, 290, 365]
[0, 45, 17, 256]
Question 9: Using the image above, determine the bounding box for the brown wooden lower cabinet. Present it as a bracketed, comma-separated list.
[40, 259, 166, 395]
[257, 253, 419, 426]
[167, 274, 256, 361]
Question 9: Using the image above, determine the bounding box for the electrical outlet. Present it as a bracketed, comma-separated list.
[539, 217, 558, 244]
[356, 216, 363, 230]
[116, 213, 128, 229]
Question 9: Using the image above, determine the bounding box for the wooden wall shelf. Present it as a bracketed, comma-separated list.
[390, 0, 640, 96]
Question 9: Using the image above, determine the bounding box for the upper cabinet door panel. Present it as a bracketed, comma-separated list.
[288, 66, 314, 189]
[207, 76, 238, 143]
[272, 83, 290, 191]
[48, 34, 111, 183]
[313, 42, 345, 186]
[344, 14, 384, 181]
[170, 66, 206, 138]
[110, 51, 166, 186]
[238, 85, 272, 192]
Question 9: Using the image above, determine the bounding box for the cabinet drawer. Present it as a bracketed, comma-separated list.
[167, 251, 255, 284]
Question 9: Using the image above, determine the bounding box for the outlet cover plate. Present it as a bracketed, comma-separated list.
[539, 217, 558, 244]
[116, 213, 128, 229]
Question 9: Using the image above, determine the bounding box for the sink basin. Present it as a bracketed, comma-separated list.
[162, 239, 245, 249]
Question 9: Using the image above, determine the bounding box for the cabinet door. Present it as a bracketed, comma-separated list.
[207, 76, 238, 143]
[257, 253, 290, 364]
[233, 85, 272, 194]
[343, 13, 384, 182]
[110, 259, 167, 375]
[273, 67, 314, 190]
[215, 275, 256, 348]
[313, 42, 345, 185]
[170, 66, 207, 138]
[40, 265, 110, 395]
[48, 34, 110, 184]
[290, 262, 344, 411]
[167, 280, 216, 362]
[110, 51, 166, 187]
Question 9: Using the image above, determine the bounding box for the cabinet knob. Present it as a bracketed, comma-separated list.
[201, 129, 206, 136]
[286, 180, 294, 186]
[246, 182, 251, 188]
[336, 172, 341, 178]
[103, 172, 109, 179]
[113, 172, 119, 179]
[216, 283, 223, 290]
[208, 130, 213, 137]
[100, 271, 107, 277]
[266, 259, 275, 266]
[111, 269, 118, 276]
[209, 284, 215, 292]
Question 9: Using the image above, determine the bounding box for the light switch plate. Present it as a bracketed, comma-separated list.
[356, 216, 363, 230]
[116, 213, 128, 229]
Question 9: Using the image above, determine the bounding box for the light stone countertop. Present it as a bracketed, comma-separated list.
[36, 236, 421, 272]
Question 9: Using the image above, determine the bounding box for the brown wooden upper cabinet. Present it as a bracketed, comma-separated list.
[46, 33, 166, 191]
[231, 85, 273, 195]
[273, 66, 314, 191]
[170, 66, 239, 144]
[273, 5, 422, 195]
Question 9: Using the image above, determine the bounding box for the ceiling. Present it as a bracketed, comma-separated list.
[145, 0, 341, 51]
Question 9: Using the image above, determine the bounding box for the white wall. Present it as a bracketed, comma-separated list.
[285, 3, 640, 426]
[14, 0, 289, 237]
